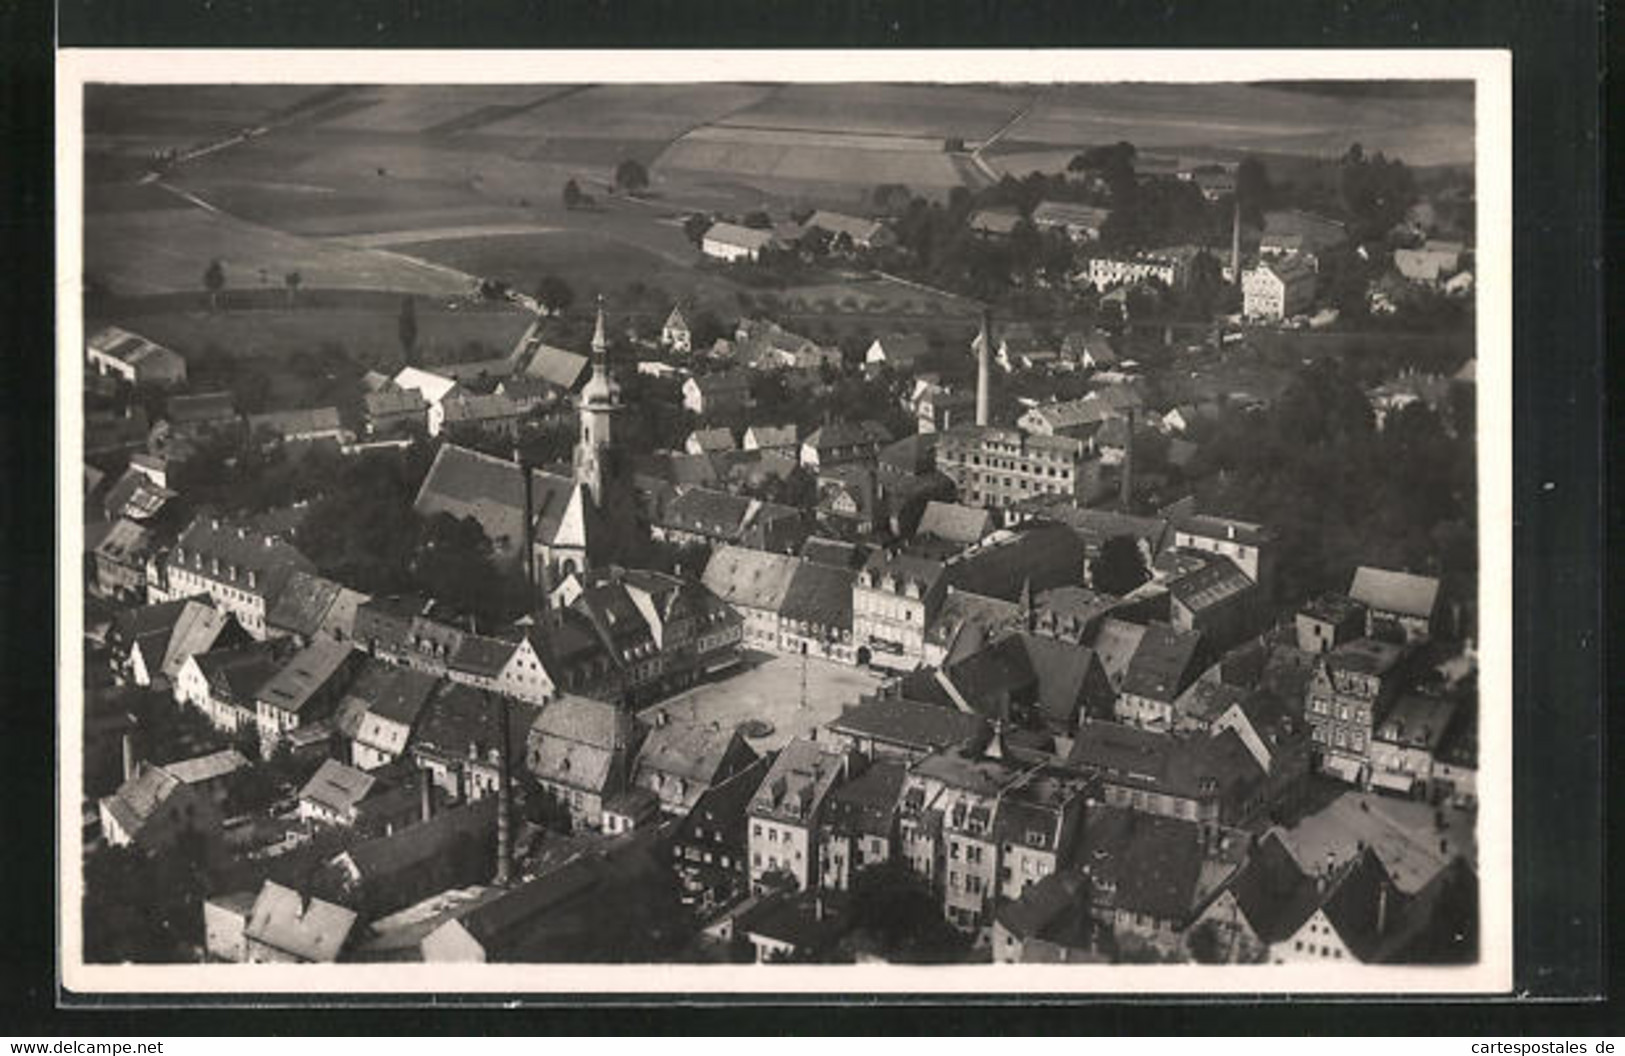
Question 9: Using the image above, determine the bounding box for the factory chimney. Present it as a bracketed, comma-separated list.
[975, 308, 992, 427]
[514, 445, 537, 604]
[121, 731, 138, 783]
[1120, 407, 1135, 511]
[1230, 197, 1242, 289]
[490, 691, 514, 887]
[419, 767, 434, 823]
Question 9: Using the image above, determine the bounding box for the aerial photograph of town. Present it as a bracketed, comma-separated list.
[73, 72, 1483, 974]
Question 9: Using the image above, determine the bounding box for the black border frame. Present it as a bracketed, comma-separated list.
[2, 0, 1610, 1033]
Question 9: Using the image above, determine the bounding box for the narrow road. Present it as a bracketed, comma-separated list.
[968, 88, 1044, 183]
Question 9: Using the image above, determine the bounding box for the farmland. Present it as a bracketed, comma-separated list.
[990, 82, 1474, 168]
[99, 295, 534, 373]
[715, 83, 1034, 141]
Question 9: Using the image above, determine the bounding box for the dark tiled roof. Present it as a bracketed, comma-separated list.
[166, 391, 237, 424]
[265, 571, 343, 638]
[1083, 805, 1207, 922]
[1167, 554, 1255, 611]
[779, 561, 856, 631]
[412, 682, 537, 767]
[1227, 831, 1322, 943]
[449, 634, 520, 680]
[1121, 623, 1204, 703]
[805, 419, 892, 451]
[256, 638, 355, 716]
[342, 797, 497, 884]
[915, 501, 991, 546]
[829, 696, 988, 754]
[344, 661, 440, 726]
[1349, 566, 1440, 619]
[823, 759, 906, 838]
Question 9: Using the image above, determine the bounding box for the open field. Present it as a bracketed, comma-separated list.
[475, 83, 776, 140]
[390, 231, 694, 294]
[638, 652, 884, 752]
[995, 82, 1474, 167]
[84, 201, 472, 297]
[85, 84, 329, 139]
[317, 85, 579, 134]
[101, 296, 534, 376]
[716, 83, 1035, 141]
[657, 125, 971, 199]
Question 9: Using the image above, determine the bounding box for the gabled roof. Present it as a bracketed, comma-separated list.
[532, 694, 631, 750]
[831, 694, 988, 755]
[166, 391, 237, 425]
[915, 501, 992, 546]
[634, 720, 754, 788]
[100, 764, 183, 839]
[194, 643, 283, 705]
[102, 467, 175, 522]
[745, 423, 798, 448]
[87, 325, 186, 370]
[364, 387, 429, 418]
[1348, 566, 1440, 619]
[804, 419, 892, 451]
[1091, 617, 1148, 686]
[345, 660, 441, 727]
[449, 634, 521, 680]
[1031, 200, 1110, 229]
[256, 638, 355, 715]
[779, 560, 855, 631]
[524, 345, 590, 390]
[1227, 831, 1322, 943]
[703, 221, 778, 252]
[441, 392, 524, 425]
[686, 426, 736, 453]
[340, 796, 497, 886]
[806, 209, 888, 244]
[265, 570, 344, 639]
[663, 306, 689, 332]
[299, 758, 380, 815]
[411, 682, 537, 767]
[247, 406, 342, 438]
[1167, 554, 1256, 611]
[823, 758, 907, 838]
[1082, 805, 1208, 922]
[392, 367, 460, 406]
[245, 880, 356, 962]
[687, 369, 752, 397]
[868, 333, 930, 365]
[702, 545, 800, 613]
[412, 443, 545, 555]
[162, 748, 250, 786]
[748, 737, 845, 825]
[1121, 623, 1204, 702]
[969, 209, 1023, 235]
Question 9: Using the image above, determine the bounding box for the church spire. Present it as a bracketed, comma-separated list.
[591, 294, 607, 364]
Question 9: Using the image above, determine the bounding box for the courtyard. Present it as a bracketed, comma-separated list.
[638, 650, 885, 752]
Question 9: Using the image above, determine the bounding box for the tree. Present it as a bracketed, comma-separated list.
[535, 274, 575, 316]
[1090, 534, 1150, 594]
[397, 295, 419, 366]
[871, 183, 914, 215]
[683, 212, 713, 246]
[202, 258, 225, 311]
[743, 210, 773, 230]
[1235, 155, 1273, 229]
[283, 270, 301, 307]
[410, 512, 515, 626]
[563, 178, 583, 210]
[614, 158, 650, 195]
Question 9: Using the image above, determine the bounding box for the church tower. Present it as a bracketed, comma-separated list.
[573, 296, 623, 506]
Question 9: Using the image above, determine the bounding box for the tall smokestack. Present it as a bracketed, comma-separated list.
[419, 767, 434, 823]
[975, 308, 991, 427]
[1120, 407, 1135, 511]
[1231, 197, 1242, 289]
[1376, 883, 1389, 935]
[121, 731, 137, 784]
[490, 691, 514, 887]
[515, 445, 536, 603]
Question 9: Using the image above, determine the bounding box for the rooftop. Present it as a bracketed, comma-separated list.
[1349, 566, 1441, 620]
[748, 738, 845, 825]
[831, 694, 988, 755]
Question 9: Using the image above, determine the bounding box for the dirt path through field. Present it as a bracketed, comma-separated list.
[336, 223, 565, 248]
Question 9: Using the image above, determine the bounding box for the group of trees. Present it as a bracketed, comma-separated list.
[1186, 358, 1475, 611]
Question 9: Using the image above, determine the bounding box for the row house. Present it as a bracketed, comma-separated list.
[1168, 509, 1274, 595]
[632, 712, 760, 817]
[1081, 804, 1236, 959]
[852, 551, 948, 671]
[652, 487, 808, 554]
[410, 682, 538, 804]
[777, 559, 859, 664]
[526, 694, 640, 832]
[817, 759, 907, 892]
[746, 738, 849, 893]
[174, 642, 284, 736]
[90, 518, 156, 601]
[362, 387, 431, 438]
[702, 546, 801, 652]
[670, 756, 773, 915]
[1114, 622, 1206, 730]
[253, 637, 360, 753]
[897, 739, 1093, 932]
[295, 757, 421, 832]
[1304, 637, 1409, 785]
[337, 660, 441, 771]
[824, 692, 991, 765]
[1368, 692, 1460, 798]
[799, 420, 893, 471]
[245, 406, 347, 447]
[682, 370, 753, 417]
[1086, 250, 1192, 290]
[1067, 718, 1267, 838]
[113, 596, 241, 690]
[147, 514, 317, 639]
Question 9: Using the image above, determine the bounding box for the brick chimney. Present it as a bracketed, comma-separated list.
[491, 692, 513, 886]
[1120, 407, 1135, 511]
[419, 767, 434, 823]
[121, 731, 137, 783]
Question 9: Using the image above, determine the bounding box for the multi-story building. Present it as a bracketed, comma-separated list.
[701, 546, 801, 653]
[896, 740, 1094, 931]
[1067, 718, 1266, 838]
[936, 425, 1102, 513]
[670, 756, 771, 915]
[1087, 250, 1191, 290]
[1296, 593, 1368, 654]
[1368, 692, 1459, 797]
[147, 514, 317, 639]
[851, 551, 947, 670]
[1242, 256, 1317, 320]
[253, 637, 359, 752]
[746, 738, 848, 893]
[1170, 511, 1274, 594]
[1305, 637, 1409, 785]
[526, 694, 639, 832]
[816, 759, 906, 892]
